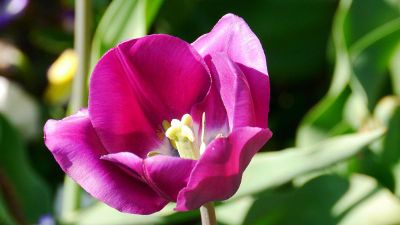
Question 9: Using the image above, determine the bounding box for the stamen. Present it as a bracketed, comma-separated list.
[181, 126, 195, 142]
[165, 114, 200, 160]
[147, 151, 161, 157]
[162, 120, 171, 131]
[171, 119, 181, 127]
[200, 112, 206, 155]
[162, 120, 177, 149]
[181, 114, 193, 126]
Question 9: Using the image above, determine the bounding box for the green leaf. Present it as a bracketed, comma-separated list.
[216, 197, 254, 225]
[390, 44, 400, 95]
[73, 202, 196, 225]
[295, 0, 353, 146]
[157, 0, 337, 83]
[372, 96, 400, 195]
[344, 0, 400, 46]
[350, 18, 400, 110]
[239, 174, 400, 225]
[344, 0, 400, 110]
[145, 0, 164, 28]
[0, 115, 51, 224]
[90, 0, 163, 71]
[296, 0, 400, 145]
[296, 88, 351, 147]
[343, 92, 370, 129]
[235, 128, 385, 199]
[0, 192, 17, 225]
[74, 203, 171, 225]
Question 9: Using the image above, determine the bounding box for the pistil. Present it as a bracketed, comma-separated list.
[165, 114, 200, 159]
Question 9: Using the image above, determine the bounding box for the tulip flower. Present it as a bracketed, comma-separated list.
[44, 13, 272, 215]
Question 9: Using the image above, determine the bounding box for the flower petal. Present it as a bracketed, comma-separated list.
[102, 152, 196, 201]
[175, 127, 272, 211]
[190, 79, 229, 146]
[44, 110, 168, 214]
[116, 34, 211, 121]
[100, 152, 144, 182]
[89, 34, 211, 157]
[144, 155, 196, 201]
[209, 52, 256, 130]
[89, 45, 159, 157]
[192, 13, 270, 128]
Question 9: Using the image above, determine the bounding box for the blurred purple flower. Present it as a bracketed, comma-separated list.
[44, 13, 272, 215]
[0, 0, 28, 27]
[37, 214, 55, 225]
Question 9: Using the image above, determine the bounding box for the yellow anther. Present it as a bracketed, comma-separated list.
[165, 122, 194, 142]
[162, 120, 171, 131]
[181, 114, 193, 126]
[182, 126, 195, 142]
[147, 151, 161, 157]
[165, 125, 180, 140]
[171, 119, 181, 127]
[162, 120, 177, 149]
[164, 114, 199, 159]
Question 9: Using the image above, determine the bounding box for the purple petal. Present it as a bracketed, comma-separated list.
[44, 110, 168, 215]
[89, 34, 211, 157]
[192, 13, 270, 128]
[100, 152, 144, 182]
[102, 152, 196, 201]
[209, 52, 256, 130]
[89, 45, 158, 157]
[144, 155, 196, 201]
[115, 34, 211, 121]
[190, 78, 229, 146]
[175, 127, 272, 211]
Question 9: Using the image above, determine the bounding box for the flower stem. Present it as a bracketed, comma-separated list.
[200, 202, 217, 225]
[61, 0, 91, 222]
[60, 177, 81, 222]
[69, 0, 91, 113]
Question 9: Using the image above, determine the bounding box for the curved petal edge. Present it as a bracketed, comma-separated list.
[44, 110, 168, 214]
[175, 126, 272, 210]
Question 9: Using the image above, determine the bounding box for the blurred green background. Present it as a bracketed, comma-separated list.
[0, 0, 399, 224]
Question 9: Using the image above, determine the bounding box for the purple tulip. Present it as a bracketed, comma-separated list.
[44, 14, 272, 215]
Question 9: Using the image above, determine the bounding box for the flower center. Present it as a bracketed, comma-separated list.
[164, 113, 206, 160]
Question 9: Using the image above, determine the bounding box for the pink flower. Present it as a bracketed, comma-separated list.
[44, 13, 272, 215]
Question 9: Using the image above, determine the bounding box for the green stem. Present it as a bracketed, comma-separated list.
[200, 202, 217, 225]
[69, 0, 91, 114]
[60, 177, 81, 222]
[61, 0, 91, 223]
